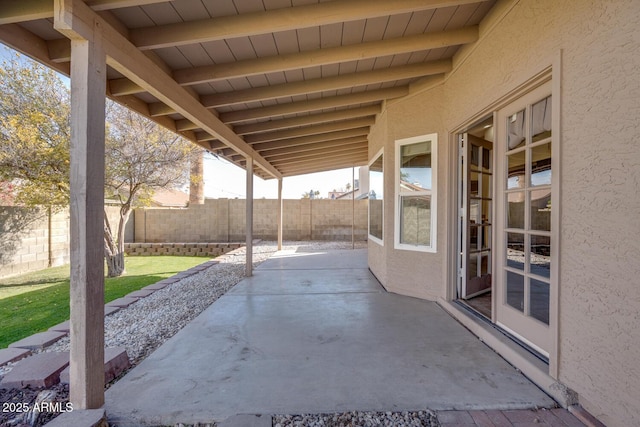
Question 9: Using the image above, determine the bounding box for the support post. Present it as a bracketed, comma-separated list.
[246, 157, 254, 277]
[68, 33, 106, 409]
[352, 166, 355, 249]
[54, 0, 107, 408]
[277, 178, 283, 250]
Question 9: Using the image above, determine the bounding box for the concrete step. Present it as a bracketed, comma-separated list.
[8, 331, 67, 350]
[0, 348, 31, 367]
[0, 352, 69, 389]
[60, 347, 130, 385]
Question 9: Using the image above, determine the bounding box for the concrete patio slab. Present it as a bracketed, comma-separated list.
[0, 348, 31, 367]
[105, 248, 555, 426]
[8, 331, 66, 350]
[227, 268, 383, 295]
[0, 352, 69, 389]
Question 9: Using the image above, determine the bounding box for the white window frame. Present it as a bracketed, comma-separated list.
[394, 133, 438, 253]
[368, 147, 384, 246]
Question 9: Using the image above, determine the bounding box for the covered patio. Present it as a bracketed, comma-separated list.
[0, 0, 498, 411]
[104, 247, 554, 426]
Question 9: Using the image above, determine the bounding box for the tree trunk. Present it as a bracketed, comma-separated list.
[104, 206, 131, 278]
[189, 148, 205, 205]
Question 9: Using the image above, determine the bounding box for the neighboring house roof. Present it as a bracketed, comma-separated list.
[0, 181, 16, 206]
[149, 189, 189, 207]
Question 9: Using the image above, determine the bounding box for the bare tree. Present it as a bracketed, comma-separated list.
[104, 102, 194, 276]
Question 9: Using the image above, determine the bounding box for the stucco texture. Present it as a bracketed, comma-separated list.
[367, 0, 640, 425]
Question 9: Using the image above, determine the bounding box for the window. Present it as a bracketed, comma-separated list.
[368, 149, 384, 244]
[395, 134, 437, 252]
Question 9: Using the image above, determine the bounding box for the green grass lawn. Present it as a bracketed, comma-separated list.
[0, 256, 209, 349]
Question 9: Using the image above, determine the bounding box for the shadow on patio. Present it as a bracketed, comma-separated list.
[105, 247, 554, 426]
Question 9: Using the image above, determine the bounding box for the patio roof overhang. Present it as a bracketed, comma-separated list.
[0, 0, 494, 179]
[0, 0, 498, 413]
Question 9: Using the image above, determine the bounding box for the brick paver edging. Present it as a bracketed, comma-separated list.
[1, 257, 221, 368]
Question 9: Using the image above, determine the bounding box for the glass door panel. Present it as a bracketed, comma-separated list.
[496, 87, 553, 356]
[459, 132, 493, 301]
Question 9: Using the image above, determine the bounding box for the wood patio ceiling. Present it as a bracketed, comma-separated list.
[0, 0, 496, 179]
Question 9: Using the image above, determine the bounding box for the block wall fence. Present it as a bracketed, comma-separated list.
[134, 198, 368, 243]
[0, 199, 367, 278]
[0, 206, 128, 278]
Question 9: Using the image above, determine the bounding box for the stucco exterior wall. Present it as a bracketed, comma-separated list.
[368, 85, 446, 300]
[367, 0, 640, 425]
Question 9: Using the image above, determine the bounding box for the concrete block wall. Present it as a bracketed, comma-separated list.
[134, 198, 368, 243]
[0, 205, 132, 279]
[0, 208, 70, 278]
[124, 242, 242, 257]
[0, 199, 367, 278]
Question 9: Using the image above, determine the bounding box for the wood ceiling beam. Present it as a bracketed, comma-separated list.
[176, 119, 200, 132]
[228, 144, 367, 168]
[227, 136, 367, 158]
[244, 117, 374, 144]
[269, 147, 367, 167]
[219, 87, 407, 124]
[145, 85, 405, 121]
[0, 23, 209, 152]
[53, 0, 281, 178]
[175, 27, 477, 86]
[201, 60, 450, 108]
[233, 105, 380, 136]
[0, 0, 167, 25]
[276, 155, 368, 174]
[265, 138, 368, 162]
[109, 77, 143, 96]
[130, 0, 486, 50]
[0, 23, 71, 75]
[251, 128, 370, 152]
[102, 27, 475, 97]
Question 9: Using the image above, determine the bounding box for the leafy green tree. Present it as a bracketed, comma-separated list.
[0, 50, 194, 277]
[0, 54, 71, 207]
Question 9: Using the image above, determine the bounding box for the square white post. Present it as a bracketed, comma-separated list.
[246, 157, 254, 277]
[277, 178, 283, 250]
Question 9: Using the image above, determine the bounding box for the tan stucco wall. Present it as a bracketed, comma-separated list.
[367, 1, 640, 425]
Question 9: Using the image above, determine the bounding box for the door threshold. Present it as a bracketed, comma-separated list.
[454, 300, 548, 364]
[439, 298, 576, 408]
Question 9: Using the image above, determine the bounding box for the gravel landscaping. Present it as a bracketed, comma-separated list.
[0, 241, 368, 427]
[273, 411, 439, 427]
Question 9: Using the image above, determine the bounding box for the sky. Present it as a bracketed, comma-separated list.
[204, 154, 360, 199]
[1, 43, 361, 200]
